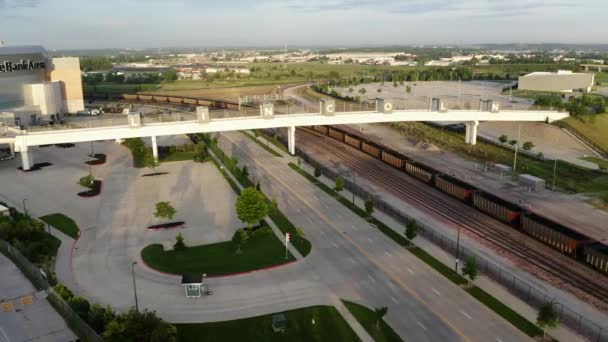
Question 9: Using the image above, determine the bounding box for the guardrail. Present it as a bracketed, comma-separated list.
[295, 147, 608, 342]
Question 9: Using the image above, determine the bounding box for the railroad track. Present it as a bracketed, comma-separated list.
[296, 128, 608, 310]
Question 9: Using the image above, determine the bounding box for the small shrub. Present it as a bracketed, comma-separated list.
[522, 141, 535, 151]
[335, 176, 345, 192]
[508, 140, 518, 146]
[173, 233, 187, 251]
[499, 134, 508, 143]
[365, 199, 374, 214]
[405, 219, 418, 240]
[314, 167, 322, 178]
[68, 296, 91, 320]
[78, 175, 95, 188]
[54, 283, 74, 301]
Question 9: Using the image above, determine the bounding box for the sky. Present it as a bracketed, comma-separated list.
[0, 0, 606, 49]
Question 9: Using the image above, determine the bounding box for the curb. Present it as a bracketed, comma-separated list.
[139, 256, 297, 279]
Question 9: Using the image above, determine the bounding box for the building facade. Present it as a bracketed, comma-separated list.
[0, 45, 84, 126]
[518, 71, 595, 93]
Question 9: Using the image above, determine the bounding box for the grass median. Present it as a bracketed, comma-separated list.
[141, 228, 294, 276]
[39, 213, 80, 239]
[342, 300, 403, 342]
[176, 305, 361, 342]
[289, 162, 545, 339]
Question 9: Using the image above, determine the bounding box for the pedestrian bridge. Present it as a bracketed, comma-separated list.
[7, 98, 568, 170]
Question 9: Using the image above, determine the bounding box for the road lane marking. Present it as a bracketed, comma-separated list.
[367, 274, 376, 283]
[407, 268, 414, 275]
[226, 134, 473, 342]
[416, 320, 427, 331]
[461, 311, 472, 320]
[391, 296, 399, 304]
[496, 338, 503, 342]
[0, 327, 10, 342]
[431, 288, 441, 296]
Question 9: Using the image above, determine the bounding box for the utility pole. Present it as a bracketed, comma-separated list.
[512, 124, 521, 179]
[454, 226, 461, 273]
[552, 159, 558, 191]
[22, 198, 28, 217]
[131, 261, 139, 312]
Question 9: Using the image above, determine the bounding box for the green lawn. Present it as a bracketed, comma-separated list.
[562, 114, 608, 154]
[39, 213, 79, 239]
[176, 305, 360, 342]
[581, 156, 608, 169]
[141, 228, 294, 276]
[342, 300, 403, 342]
[158, 151, 197, 163]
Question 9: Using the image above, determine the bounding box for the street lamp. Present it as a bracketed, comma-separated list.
[454, 226, 461, 273]
[131, 261, 139, 312]
[22, 198, 28, 217]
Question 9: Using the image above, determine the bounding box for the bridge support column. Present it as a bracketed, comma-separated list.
[288, 126, 296, 155]
[465, 121, 479, 145]
[20, 148, 34, 171]
[151, 136, 158, 161]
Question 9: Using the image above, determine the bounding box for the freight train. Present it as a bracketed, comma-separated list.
[307, 125, 608, 275]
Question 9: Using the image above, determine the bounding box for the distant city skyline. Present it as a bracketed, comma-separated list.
[1, 0, 606, 49]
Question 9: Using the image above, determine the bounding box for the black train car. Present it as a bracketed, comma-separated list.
[521, 213, 589, 256]
[361, 142, 380, 158]
[381, 150, 404, 169]
[328, 128, 345, 142]
[405, 161, 435, 184]
[435, 174, 475, 202]
[344, 135, 362, 149]
[472, 192, 521, 224]
[314, 126, 328, 135]
[583, 243, 608, 274]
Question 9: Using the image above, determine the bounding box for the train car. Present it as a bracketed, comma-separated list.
[122, 94, 138, 101]
[361, 142, 380, 158]
[138, 95, 153, 102]
[152, 95, 168, 102]
[345, 135, 362, 149]
[381, 150, 404, 169]
[472, 192, 520, 224]
[168, 97, 184, 104]
[183, 98, 197, 105]
[521, 213, 589, 256]
[435, 174, 475, 202]
[314, 125, 329, 135]
[328, 128, 345, 142]
[583, 243, 608, 274]
[405, 161, 435, 183]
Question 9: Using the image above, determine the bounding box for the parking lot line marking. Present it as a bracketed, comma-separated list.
[367, 274, 375, 283]
[460, 311, 472, 320]
[431, 288, 441, 296]
[331, 242, 338, 248]
[496, 338, 503, 342]
[391, 296, 398, 304]
[407, 268, 414, 275]
[0, 327, 9, 342]
[416, 320, 427, 331]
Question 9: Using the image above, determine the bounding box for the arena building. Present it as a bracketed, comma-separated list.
[0, 45, 84, 127]
[518, 70, 595, 93]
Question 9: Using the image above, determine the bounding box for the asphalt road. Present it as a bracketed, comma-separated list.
[219, 131, 531, 342]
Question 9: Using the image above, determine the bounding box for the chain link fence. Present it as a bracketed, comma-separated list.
[0, 240, 103, 342]
[296, 148, 607, 342]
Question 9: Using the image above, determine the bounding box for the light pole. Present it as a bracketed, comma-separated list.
[552, 159, 558, 191]
[454, 226, 461, 273]
[351, 172, 356, 205]
[512, 124, 521, 179]
[22, 198, 27, 217]
[131, 261, 139, 312]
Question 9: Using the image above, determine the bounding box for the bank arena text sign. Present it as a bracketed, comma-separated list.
[0, 60, 46, 73]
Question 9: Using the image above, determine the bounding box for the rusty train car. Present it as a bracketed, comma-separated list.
[304, 125, 607, 271]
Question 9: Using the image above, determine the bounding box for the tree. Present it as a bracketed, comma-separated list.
[508, 140, 518, 146]
[295, 226, 305, 238]
[173, 232, 186, 251]
[537, 302, 559, 340]
[144, 151, 159, 170]
[335, 176, 345, 192]
[241, 165, 249, 178]
[88, 304, 115, 334]
[161, 69, 178, 83]
[499, 134, 508, 144]
[462, 256, 478, 285]
[405, 219, 418, 240]
[193, 144, 209, 163]
[102, 309, 177, 342]
[365, 199, 374, 215]
[374, 306, 388, 329]
[154, 202, 176, 221]
[269, 198, 278, 214]
[523, 141, 535, 151]
[235, 187, 268, 228]
[68, 296, 90, 320]
[232, 228, 249, 253]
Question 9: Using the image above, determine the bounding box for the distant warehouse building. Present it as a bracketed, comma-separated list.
[518, 70, 594, 93]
